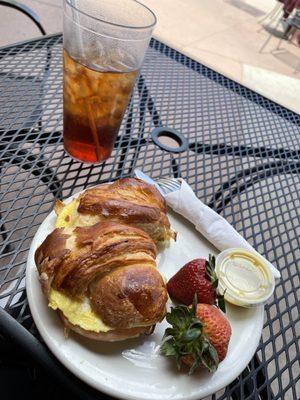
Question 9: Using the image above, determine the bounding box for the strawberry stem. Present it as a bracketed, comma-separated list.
[161, 296, 219, 374]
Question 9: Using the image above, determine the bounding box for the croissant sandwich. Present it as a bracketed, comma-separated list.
[54, 177, 175, 244]
[35, 221, 168, 341]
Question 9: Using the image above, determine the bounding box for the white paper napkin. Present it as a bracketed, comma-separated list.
[165, 179, 280, 278]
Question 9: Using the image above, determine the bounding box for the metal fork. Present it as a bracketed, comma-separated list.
[134, 169, 181, 196]
[156, 177, 181, 195]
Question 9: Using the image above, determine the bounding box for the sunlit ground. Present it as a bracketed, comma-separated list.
[0, 0, 299, 112]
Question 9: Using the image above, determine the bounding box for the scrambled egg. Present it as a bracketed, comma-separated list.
[52, 200, 111, 333]
[55, 199, 79, 229]
[55, 198, 100, 229]
[49, 289, 111, 333]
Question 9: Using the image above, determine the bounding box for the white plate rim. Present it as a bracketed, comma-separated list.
[26, 190, 264, 400]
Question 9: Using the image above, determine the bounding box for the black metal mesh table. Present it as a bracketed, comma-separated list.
[0, 34, 299, 400]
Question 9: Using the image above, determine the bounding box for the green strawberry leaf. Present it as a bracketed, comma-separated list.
[205, 254, 218, 288]
[189, 359, 200, 375]
[161, 340, 177, 356]
[182, 327, 201, 342]
[201, 342, 219, 372]
[161, 299, 219, 374]
[208, 343, 219, 366]
[217, 290, 226, 313]
[212, 277, 219, 289]
[191, 293, 198, 315]
[206, 254, 227, 313]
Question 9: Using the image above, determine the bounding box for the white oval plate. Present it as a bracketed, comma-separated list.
[26, 194, 264, 400]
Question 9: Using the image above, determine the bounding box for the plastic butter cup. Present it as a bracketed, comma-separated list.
[215, 248, 275, 308]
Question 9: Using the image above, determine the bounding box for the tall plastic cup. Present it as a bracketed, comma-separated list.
[63, 0, 156, 163]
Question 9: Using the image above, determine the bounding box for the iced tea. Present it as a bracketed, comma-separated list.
[63, 50, 138, 163]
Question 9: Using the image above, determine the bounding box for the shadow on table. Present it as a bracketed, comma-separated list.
[225, 0, 265, 17]
[271, 48, 300, 73]
[0, 335, 82, 400]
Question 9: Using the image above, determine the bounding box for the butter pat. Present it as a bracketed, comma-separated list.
[216, 248, 275, 307]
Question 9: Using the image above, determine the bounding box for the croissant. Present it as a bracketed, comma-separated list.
[55, 177, 175, 244]
[35, 221, 168, 341]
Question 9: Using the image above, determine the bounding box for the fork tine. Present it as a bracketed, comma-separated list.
[134, 169, 181, 195]
[161, 181, 176, 190]
[157, 178, 180, 189]
[156, 177, 181, 194]
[157, 177, 179, 184]
[157, 186, 170, 195]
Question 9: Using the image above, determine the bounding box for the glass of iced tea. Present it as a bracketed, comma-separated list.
[63, 0, 156, 163]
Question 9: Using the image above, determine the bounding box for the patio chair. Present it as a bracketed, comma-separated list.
[286, 8, 300, 46]
[0, 1, 46, 36]
[258, 0, 283, 27]
[258, 1, 290, 53]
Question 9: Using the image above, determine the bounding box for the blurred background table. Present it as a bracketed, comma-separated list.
[0, 34, 299, 400]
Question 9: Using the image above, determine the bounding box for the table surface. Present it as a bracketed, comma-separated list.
[0, 33, 299, 400]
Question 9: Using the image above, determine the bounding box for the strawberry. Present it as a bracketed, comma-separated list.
[167, 255, 225, 311]
[161, 297, 231, 374]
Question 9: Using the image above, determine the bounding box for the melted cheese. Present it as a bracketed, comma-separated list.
[48, 289, 111, 333]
